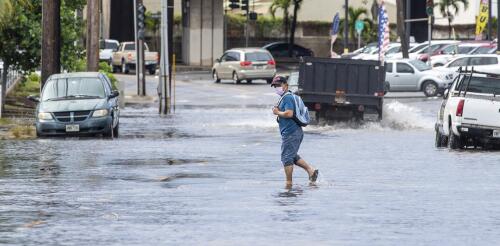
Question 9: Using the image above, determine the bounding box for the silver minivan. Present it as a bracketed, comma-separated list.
[212, 48, 276, 84]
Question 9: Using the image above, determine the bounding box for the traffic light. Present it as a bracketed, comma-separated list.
[241, 0, 249, 11]
[137, 3, 146, 40]
[426, 0, 434, 16]
[229, 0, 239, 9]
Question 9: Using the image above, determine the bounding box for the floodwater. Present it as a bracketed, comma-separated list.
[1, 75, 500, 245]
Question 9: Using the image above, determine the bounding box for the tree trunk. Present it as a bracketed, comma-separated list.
[289, 1, 299, 57]
[396, 0, 409, 58]
[87, 0, 101, 71]
[284, 11, 289, 42]
[41, 0, 61, 87]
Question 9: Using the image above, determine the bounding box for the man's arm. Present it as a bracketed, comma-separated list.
[273, 108, 293, 118]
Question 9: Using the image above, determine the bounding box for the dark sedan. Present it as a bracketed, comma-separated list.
[29, 72, 120, 138]
[263, 42, 314, 58]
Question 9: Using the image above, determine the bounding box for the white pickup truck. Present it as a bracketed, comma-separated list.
[435, 69, 500, 149]
[111, 42, 158, 75]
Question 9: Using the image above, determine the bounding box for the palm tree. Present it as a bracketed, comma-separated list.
[437, 0, 469, 38]
[289, 0, 303, 56]
[340, 7, 373, 42]
[0, 0, 13, 30]
[270, 0, 292, 41]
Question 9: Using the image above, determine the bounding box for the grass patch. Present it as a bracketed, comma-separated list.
[0, 118, 12, 126]
[7, 125, 36, 139]
[12, 73, 41, 98]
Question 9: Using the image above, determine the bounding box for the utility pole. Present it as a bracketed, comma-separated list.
[344, 0, 349, 54]
[159, 0, 172, 115]
[396, 0, 409, 58]
[498, 0, 500, 54]
[86, 0, 100, 72]
[41, 0, 61, 87]
[243, 0, 249, 47]
[136, 1, 146, 96]
[487, 0, 492, 40]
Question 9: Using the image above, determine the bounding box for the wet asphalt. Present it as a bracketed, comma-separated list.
[1, 72, 500, 245]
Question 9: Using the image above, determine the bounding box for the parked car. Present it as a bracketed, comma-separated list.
[99, 39, 119, 65]
[287, 71, 299, 93]
[433, 54, 500, 75]
[435, 69, 500, 149]
[212, 48, 276, 84]
[385, 59, 454, 97]
[28, 72, 120, 138]
[358, 42, 418, 60]
[430, 42, 488, 67]
[470, 44, 497, 54]
[341, 43, 377, 59]
[111, 42, 158, 75]
[388, 40, 459, 60]
[262, 42, 313, 58]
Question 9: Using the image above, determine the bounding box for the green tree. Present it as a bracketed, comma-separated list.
[437, 0, 469, 38]
[338, 7, 375, 45]
[289, 0, 303, 56]
[269, 0, 292, 41]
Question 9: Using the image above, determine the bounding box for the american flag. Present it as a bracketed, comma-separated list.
[378, 0, 390, 66]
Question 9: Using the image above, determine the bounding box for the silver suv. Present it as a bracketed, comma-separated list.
[212, 48, 277, 84]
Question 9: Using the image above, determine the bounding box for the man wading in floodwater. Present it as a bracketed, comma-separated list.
[271, 76, 318, 186]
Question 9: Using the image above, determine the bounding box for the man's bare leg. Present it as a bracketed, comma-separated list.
[295, 159, 315, 177]
[284, 165, 294, 186]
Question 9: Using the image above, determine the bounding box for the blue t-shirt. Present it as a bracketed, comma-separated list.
[278, 94, 299, 136]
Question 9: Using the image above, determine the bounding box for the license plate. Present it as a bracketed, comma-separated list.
[255, 65, 265, 70]
[493, 130, 500, 138]
[66, 124, 80, 132]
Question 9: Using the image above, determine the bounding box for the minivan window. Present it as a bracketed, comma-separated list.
[245, 52, 272, 61]
[226, 52, 240, 61]
[42, 78, 106, 101]
[448, 57, 468, 67]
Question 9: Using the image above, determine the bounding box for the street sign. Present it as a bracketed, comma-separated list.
[426, 0, 434, 16]
[355, 20, 364, 34]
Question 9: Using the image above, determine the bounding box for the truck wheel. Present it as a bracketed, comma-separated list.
[423, 81, 438, 97]
[384, 82, 390, 95]
[246, 79, 252, 84]
[448, 125, 462, 150]
[233, 72, 241, 84]
[121, 61, 129, 74]
[213, 70, 221, 83]
[148, 68, 156, 75]
[435, 128, 447, 148]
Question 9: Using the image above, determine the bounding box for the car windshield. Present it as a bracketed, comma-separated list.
[409, 43, 427, 52]
[245, 52, 272, 61]
[456, 76, 500, 94]
[100, 40, 118, 50]
[472, 46, 495, 54]
[409, 60, 431, 71]
[42, 77, 105, 101]
[362, 44, 378, 54]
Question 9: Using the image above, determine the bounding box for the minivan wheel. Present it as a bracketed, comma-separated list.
[113, 122, 119, 137]
[233, 72, 241, 84]
[423, 81, 438, 97]
[213, 71, 221, 83]
[104, 122, 114, 138]
[246, 79, 252, 84]
[266, 79, 273, 84]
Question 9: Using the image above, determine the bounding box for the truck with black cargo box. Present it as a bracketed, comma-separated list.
[298, 57, 385, 121]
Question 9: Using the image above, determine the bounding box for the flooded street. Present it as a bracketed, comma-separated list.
[2, 73, 500, 245]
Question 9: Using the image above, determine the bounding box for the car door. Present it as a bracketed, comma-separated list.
[101, 75, 119, 127]
[216, 52, 230, 78]
[385, 62, 397, 90]
[394, 62, 418, 91]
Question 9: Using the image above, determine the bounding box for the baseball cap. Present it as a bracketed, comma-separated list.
[271, 76, 287, 87]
